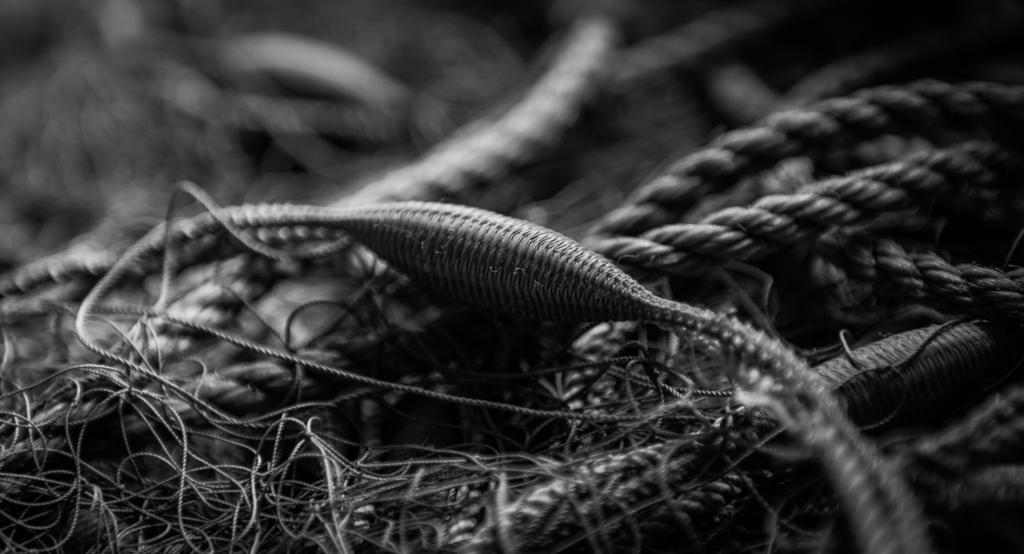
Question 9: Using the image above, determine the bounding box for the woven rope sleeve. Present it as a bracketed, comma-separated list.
[588, 141, 1020, 273]
[590, 81, 1024, 238]
[815, 321, 1023, 427]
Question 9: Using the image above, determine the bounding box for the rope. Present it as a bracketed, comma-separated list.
[816, 320, 1024, 427]
[589, 142, 1021, 273]
[52, 197, 928, 554]
[592, 81, 1024, 238]
[823, 239, 1024, 322]
[464, 317, 1024, 551]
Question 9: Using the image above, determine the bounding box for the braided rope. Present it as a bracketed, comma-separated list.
[592, 81, 1024, 238]
[589, 142, 1021, 273]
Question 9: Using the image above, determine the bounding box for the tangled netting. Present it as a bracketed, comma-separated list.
[4, 0, 1024, 552]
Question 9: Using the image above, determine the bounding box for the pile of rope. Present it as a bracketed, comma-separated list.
[2, 0, 1024, 551]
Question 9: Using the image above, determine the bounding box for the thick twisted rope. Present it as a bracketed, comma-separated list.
[588, 141, 1021, 273]
[592, 81, 1024, 238]
[822, 239, 1024, 322]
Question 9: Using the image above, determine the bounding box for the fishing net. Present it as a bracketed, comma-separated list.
[2, 0, 1024, 551]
